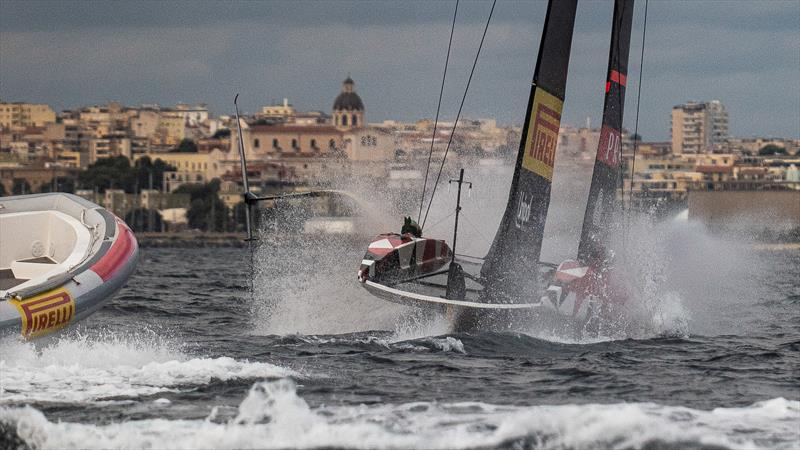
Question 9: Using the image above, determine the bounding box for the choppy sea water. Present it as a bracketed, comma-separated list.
[1, 164, 799, 449]
[0, 239, 798, 449]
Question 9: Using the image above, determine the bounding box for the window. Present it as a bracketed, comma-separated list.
[352, 115, 358, 126]
[254, 138, 260, 148]
[311, 139, 317, 149]
[342, 115, 348, 126]
[292, 139, 298, 150]
[272, 139, 279, 149]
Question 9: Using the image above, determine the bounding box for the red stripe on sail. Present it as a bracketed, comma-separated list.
[92, 221, 136, 281]
[609, 70, 626, 86]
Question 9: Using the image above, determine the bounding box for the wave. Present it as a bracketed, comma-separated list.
[292, 333, 467, 354]
[1, 379, 797, 449]
[0, 332, 298, 404]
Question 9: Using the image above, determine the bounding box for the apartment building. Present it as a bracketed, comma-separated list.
[671, 100, 729, 154]
[0, 102, 56, 129]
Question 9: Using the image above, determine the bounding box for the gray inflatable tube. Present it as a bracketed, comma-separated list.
[0, 193, 139, 339]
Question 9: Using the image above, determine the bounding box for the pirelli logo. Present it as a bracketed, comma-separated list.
[522, 88, 563, 181]
[597, 125, 621, 168]
[11, 289, 75, 338]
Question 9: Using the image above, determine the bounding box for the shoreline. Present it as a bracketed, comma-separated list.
[133, 231, 800, 251]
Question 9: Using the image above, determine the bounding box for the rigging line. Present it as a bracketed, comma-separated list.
[460, 212, 493, 247]
[421, 0, 497, 230]
[616, 0, 626, 215]
[627, 0, 648, 235]
[418, 0, 459, 223]
[422, 209, 456, 233]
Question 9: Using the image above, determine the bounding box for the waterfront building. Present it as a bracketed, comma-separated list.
[259, 98, 296, 121]
[133, 149, 230, 191]
[557, 125, 600, 158]
[157, 114, 187, 147]
[0, 163, 78, 194]
[56, 150, 90, 169]
[167, 103, 209, 126]
[131, 110, 161, 139]
[88, 133, 131, 163]
[671, 100, 729, 154]
[0, 102, 56, 129]
[234, 75, 391, 167]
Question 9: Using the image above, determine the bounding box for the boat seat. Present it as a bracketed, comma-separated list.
[10, 256, 58, 280]
[0, 269, 29, 291]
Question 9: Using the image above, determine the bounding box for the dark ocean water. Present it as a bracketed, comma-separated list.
[1, 238, 798, 449]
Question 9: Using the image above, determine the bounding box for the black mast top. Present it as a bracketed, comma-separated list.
[578, 0, 635, 265]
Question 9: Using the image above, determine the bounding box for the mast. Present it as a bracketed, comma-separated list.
[233, 94, 255, 241]
[480, 0, 578, 302]
[446, 168, 471, 301]
[577, 0, 635, 265]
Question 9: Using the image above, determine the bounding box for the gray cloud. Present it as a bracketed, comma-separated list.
[1, 0, 797, 140]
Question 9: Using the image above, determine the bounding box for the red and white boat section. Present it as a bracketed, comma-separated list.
[358, 233, 451, 284]
[0, 193, 138, 339]
[358, 233, 541, 311]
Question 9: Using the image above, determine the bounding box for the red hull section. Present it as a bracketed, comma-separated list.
[358, 233, 452, 284]
[91, 218, 137, 282]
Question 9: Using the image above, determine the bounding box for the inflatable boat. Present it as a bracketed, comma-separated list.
[0, 193, 138, 339]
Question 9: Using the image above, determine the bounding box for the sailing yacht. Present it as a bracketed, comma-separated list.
[358, 0, 636, 332]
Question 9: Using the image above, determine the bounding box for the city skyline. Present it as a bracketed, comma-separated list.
[1, 0, 798, 141]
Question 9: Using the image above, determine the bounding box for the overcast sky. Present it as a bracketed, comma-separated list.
[1, 0, 797, 140]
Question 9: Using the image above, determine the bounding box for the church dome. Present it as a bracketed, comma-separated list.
[333, 77, 364, 111]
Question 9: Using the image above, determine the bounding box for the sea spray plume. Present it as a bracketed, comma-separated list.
[655, 211, 770, 336]
[391, 307, 451, 342]
[249, 164, 416, 335]
[602, 204, 773, 339]
[609, 209, 690, 339]
[234, 379, 312, 427]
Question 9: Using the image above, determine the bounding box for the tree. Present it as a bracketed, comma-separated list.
[176, 138, 198, 153]
[758, 144, 786, 156]
[78, 156, 137, 193]
[124, 208, 163, 232]
[231, 201, 247, 232]
[212, 129, 231, 139]
[174, 179, 229, 231]
[134, 156, 176, 192]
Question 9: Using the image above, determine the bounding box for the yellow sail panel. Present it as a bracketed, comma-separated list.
[522, 88, 563, 181]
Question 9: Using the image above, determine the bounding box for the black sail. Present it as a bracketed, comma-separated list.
[577, 0, 634, 265]
[481, 0, 578, 302]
